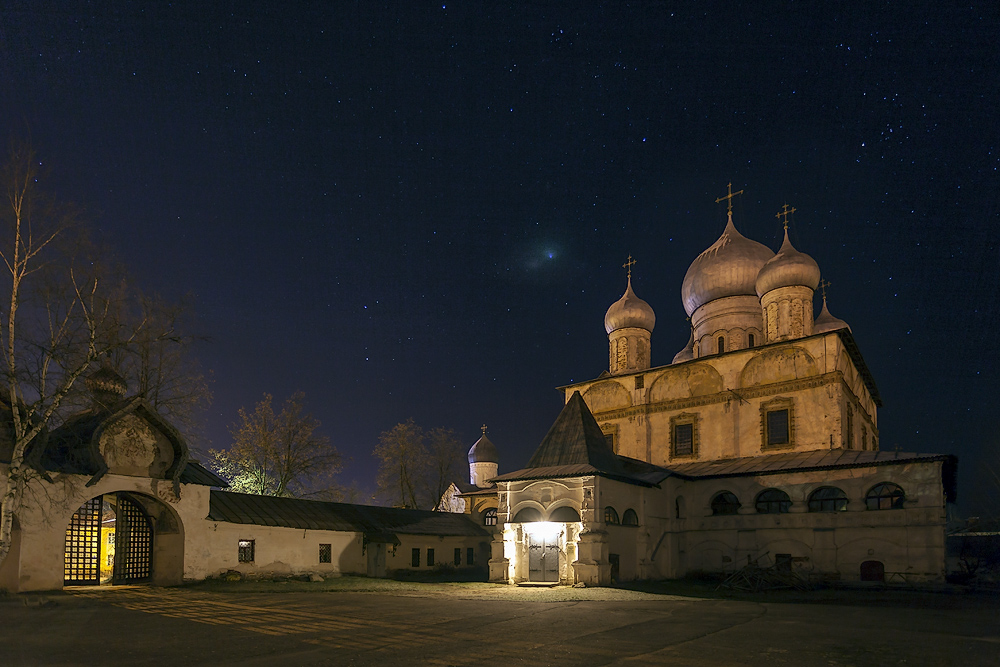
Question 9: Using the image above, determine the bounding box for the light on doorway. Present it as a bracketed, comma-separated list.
[522, 521, 563, 541]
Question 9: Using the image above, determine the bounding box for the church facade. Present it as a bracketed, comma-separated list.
[486, 199, 955, 586]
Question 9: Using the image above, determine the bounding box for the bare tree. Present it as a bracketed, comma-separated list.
[0, 143, 166, 568]
[209, 392, 342, 498]
[373, 419, 427, 509]
[373, 421, 467, 510]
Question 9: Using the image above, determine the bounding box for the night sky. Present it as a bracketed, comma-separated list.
[2, 2, 998, 511]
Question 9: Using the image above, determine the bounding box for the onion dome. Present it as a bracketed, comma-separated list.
[755, 229, 821, 297]
[681, 215, 774, 316]
[672, 328, 695, 364]
[813, 296, 851, 334]
[604, 276, 656, 334]
[468, 427, 499, 464]
[85, 360, 128, 402]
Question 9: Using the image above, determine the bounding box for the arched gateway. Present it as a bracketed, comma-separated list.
[65, 492, 154, 586]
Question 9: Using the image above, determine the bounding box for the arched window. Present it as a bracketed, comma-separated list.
[548, 506, 580, 522]
[621, 509, 639, 526]
[755, 489, 791, 514]
[748, 333, 755, 348]
[866, 483, 905, 510]
[483, 508, 498, 526]
[807, 487, 848, 512]
[604, 506, 620, 525]
[711, 491, 741, 516]
[718, 336, 725, 354]
[512, 507, 541, 522]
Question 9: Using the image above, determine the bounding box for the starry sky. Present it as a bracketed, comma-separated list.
[2, 2, 998, 512]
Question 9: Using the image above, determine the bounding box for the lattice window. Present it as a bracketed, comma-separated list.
[670, 413, 698, 458]
[604, 506, 620, 525]
[483, 508, 498, 526]
[711, 491, 741, 516]
[65, 497, 101, 585]
[238, 539, 255, 563]
[807, 487, 848, 512]
[319, 543, 332, 563]
[866, 483, 905, 510]
[755, 489, 792, 514]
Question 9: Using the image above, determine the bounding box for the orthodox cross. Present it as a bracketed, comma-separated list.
[819, 279, 831, 301]
[623, 255, 637, 279]
[715, 182, 744, 213]
[776, 204, 796, 231]
[481, 424, 488, 435]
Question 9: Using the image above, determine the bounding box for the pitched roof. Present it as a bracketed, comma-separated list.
[666, 449, 953, 479]
[208, 490, 491, 538]
[493, 392, 662, 487]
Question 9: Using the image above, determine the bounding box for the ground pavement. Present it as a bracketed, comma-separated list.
[1, 582, 999, 666]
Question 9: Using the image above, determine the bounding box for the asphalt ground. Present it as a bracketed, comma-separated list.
[1, 581, 998, 666]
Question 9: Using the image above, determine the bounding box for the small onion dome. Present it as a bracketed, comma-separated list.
[755, 229, 821, 297]
[604, 276, 656, 334]
[672, 328, 695, 364]
[468, 431, 499, 464]
[85, 361, 128, 399]
[681, 216, 774, 316]
[813, 297, 851, 334]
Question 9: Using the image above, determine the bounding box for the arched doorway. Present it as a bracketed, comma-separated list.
[64, 493, 153, 586]
[860, 560, 885, 582]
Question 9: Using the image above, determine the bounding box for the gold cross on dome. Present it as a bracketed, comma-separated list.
[623, 255, 637, 279]
[481, 424, 487, 435]
[715, 182, 744, 213]
[776, 204, 796, 231]
[819, 279, 831, 301]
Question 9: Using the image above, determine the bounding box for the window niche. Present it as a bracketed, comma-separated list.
[760, 397, 794, 450]
[238, 539, 255, 563]
[670, 413, 699, 459]
[600, 423, 619, 454]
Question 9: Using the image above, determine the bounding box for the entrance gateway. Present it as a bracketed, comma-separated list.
[64, 493, 153, 586]
[527, 533, 559, 582]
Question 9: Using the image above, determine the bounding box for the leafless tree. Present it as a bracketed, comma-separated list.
[0, 143, 171, 569]
[373, 421, 466, 510]
[209, 392, 342, 498]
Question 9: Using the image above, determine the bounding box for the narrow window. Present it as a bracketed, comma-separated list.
[467, 547, 474, 566]
[454, 547, 461, 566]
[674, 422, 694, 456]
[483, 508, 498, 526]
[748, 333, 755, 348]
[427, 548, 435, 567]
[319, 543, 332, 564]
[411, 548, 420, 567]
[238, 539, 255, 563]
[604, 506, 620, 525]
[634, 375, 644, 389]
[846, 404, 854, 449]
[718, 336, 725, 354]
[766, 409, 790, 446]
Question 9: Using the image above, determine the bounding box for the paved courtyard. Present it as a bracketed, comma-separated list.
[2, 583, 999, 666]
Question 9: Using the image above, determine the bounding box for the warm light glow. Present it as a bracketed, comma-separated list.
[523, 521, 563, 541]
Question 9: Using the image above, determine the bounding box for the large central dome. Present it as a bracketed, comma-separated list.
[681, 216, 774, 316]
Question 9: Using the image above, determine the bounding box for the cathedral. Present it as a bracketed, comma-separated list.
[460, 191, 955, 585]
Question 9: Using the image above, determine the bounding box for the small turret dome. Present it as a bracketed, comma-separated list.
[604, 276, 655, 334]
[755, 229, 821, 297]
[85, 359, 127, 410]
[813, 297, 851, 334]
[468, 430, 499, 464]
[681, 216, 774, 316]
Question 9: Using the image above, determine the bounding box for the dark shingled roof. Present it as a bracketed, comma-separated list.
[665, 449, 953, 479]
[180, 461, 229, 487]
[208, 490, 492, 537]
[493, 392, 661, 487]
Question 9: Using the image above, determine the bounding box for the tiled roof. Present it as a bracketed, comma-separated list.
[208, 490, 492, 537]
[666, 449, 953, 479]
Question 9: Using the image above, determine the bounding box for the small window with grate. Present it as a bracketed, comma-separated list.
[467, 547, 475, 565]
[483, 507, 498, 526]
[674, 422, 694, 456]
[634, 375, 644, 389]
[766, 409, 790, 446]
[238, 539, 255, 563]
[411, 548, 420, 567]
[427, 548, 435, 567]
[319, 543, 332, 563]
